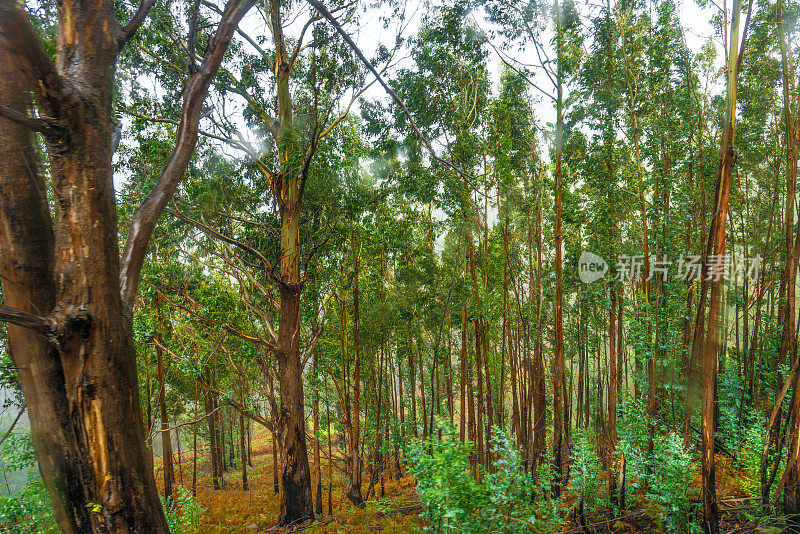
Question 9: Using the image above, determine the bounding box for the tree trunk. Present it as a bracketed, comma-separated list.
[779, 0, 800, 517]
[460, 302, 468, 443]
[532, 169, 546, 476]
[553, 0, 566, 494]
[700, 5, 743, 530]
[608, 286, 618, 505]
[346, 246, 364, 507]
[156, 321, 175, 501]
[270, 0, 314, 521]
[313, 349, 323, 515]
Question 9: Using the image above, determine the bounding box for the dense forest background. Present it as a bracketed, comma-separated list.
[1, 0, 800, 531]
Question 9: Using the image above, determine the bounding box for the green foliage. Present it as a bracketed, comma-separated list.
[406, 422, 488, 533]
[739, 425, 765, 499]
[0, 477, 57, 534]
[616, 396, 700, 531]
[161, 485, 203, 534]
[407, 421, 564, 533]
[0, 431, 57, 533]
[568, 428, 602, 513]
[717, 366, 757, 451]
[646, 433, 700, 534]
[407, 422, 534, 533]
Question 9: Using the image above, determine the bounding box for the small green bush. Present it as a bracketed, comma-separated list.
[0, 431, 57, 533]
[568, 428, 603, 513]
[162, 485, 203, 534]
[406, 421, 546, 533]
[646, 433, 700, 534]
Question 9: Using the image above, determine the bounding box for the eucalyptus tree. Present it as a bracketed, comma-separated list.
[695, 0, 749, 529]
[367, 0, 492, 465]
[574, 0, 624, 502]
[124, 0, 399, 518]
[776, 0, 800, 518]
[488, 68, 536, 465]
[0, 0, 255, 530]
[483, 0, 582, 492]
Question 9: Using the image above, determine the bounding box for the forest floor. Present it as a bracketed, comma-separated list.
[156, 426, 782, 533]
[158, 425, 423, 533]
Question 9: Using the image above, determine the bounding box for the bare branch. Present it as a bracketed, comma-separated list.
[119, 0, 257, 310]
[0, 105, 57, 134]
[0, 407, 25, 447]
[146, 281, 272, 347]
[124, 108, 251, 150]
[166, 207, 280, 281]
[187, 0, 201, 73]
[148, 405, 225, 440]
[0, 304, 53, 335]
[0, 0, 63, 114]
[120, 0, 158, 45]
[306, 0, 471, 181]
[197, 376, 274, 430]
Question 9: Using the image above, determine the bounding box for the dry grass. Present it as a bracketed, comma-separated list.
[154, 425, 422, 533]
[154, 429, 769, 533]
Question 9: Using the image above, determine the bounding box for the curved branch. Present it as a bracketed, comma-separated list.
[120, 0, 157, 45]
[306, 0, 470, 181]
[119, 0, 257, 311]
[166, 207, 279, 281]
[0, 304, 54, 335]
[197, 376, 274, 430]
[146, 281, 272, 348]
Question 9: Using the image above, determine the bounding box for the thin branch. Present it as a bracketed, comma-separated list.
[165, 207, 279, 282]
[736, 0, 754, 77]
[120, 0, 158, 45]
[0, 105, 57, 135]
[196, 376, 274, 430]
[0, 407, 25, 447]
[146, 281, 272, 347]
[0, 304, 53, 335]
[306, 0, 471, 181]
[124, 108, 250, 150]
[187, 0, 201, 73]
[119, 0, 257, 310]
[149, 405, 225, 440]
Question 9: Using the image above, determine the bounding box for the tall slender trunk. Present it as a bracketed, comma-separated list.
[553, 0, 567, 494]
[608, 286, 618, 505]
[239, 383, 248, 490]
[779, 0, 800, 516]
[366, 344, 384, 500]
[418, 337, 428, 440]
[532, 168, 546, 476]
[156, 314, 174, 501]
[460, 302, 468, 443]
[192, 386, 198, 496]
[701, 5, 743, 530]
[313, 349, 323, 515]
[269, 0, 313, 521]
[346, 246, 364, 507]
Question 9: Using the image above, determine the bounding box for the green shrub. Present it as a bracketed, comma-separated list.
[646, 433, 700, 534]
[162, 485, 203, 534]
[739, 424, 764, 499]
[568, 428, 603, 513]
[0, 431, 57, 533]
[406, 421, 545, 533]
